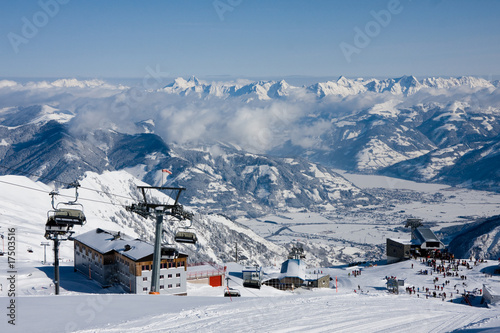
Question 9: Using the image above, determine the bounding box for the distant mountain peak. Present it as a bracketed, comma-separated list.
[158, 75, 494, 100]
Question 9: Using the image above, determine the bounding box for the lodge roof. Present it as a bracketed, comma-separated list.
[74, 228, 187, 262]
[413, 227, 441, 244]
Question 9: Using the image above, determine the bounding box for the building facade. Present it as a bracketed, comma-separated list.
[74, 228, 188, 295]
[386, 238, 412, 264]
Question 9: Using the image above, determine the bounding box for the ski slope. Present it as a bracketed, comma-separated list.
[1, 256, 500, 332]
[1, 171, 500, 332]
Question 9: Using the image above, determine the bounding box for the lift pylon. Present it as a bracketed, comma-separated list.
[126, 186, 197, 295]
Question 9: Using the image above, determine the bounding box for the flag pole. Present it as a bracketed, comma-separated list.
[161, 169, 172, 186]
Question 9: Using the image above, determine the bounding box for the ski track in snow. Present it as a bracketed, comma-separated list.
[73, 293, 493, 333]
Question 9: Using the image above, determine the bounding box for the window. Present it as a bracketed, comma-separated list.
[160, 285, 164, 290]
[143, 277, 147, 281]
[176, 273, 181, 278]
[143, 287, 148, 292]
[176, 283, 181, 288]
[168, 284, 172, 288]
[160, 275, 164, 279]
[168, 274, 172, 278]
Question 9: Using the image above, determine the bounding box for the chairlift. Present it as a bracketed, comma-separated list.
[50, 207, 86, 225]
[174, 230, 197, 244]
[47, 184, 86, 227]
[44, 218, 71, 239]
[174, 218, 197, 244]
[161, 246, 179, 260]
[243, 273, 262, 289]
[160, 228, 180, 259]
[224, 277, 241, 297]
[224, 288, 241, 297]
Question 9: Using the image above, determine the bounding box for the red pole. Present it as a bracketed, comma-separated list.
[336, 276, 338, 292]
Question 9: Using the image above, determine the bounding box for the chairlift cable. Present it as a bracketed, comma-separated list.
[0, 179, 129, 208]
[0, 164, 137, 202]
[0, 179, 49, 194]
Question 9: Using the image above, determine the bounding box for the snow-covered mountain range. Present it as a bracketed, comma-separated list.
[1, 75, 500, 202]
[1, 75, 500, 263]
[161, 75, 496, 100]
[0, 105, 375, 219]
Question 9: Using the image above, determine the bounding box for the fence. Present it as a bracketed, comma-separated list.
[186, 262, 226, 280]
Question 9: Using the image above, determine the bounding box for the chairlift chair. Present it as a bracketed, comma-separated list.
[51, 207, 86, 225]
[174, 219, 197, 244]
[47, 185, 86, 226]
[243, 270, 262, 289]
[174, 230, 197, 244]
[44, 218, 71, 239]
[224, 277, 241, 297]
[161, 246, 179, 260]
[224, 288, 241, 297]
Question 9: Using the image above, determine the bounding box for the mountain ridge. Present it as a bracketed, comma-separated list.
[160, 75, 494, 100]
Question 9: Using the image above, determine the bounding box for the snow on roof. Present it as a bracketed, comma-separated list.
[413, 227, 442, 243]
[280, 259, 306, 280]
[304, 273, 329, 281]
[388, 238, 413, 245]
[484, 283, 500, 296]
[262, 260, 328, 282]
[73, 228, 155, 262]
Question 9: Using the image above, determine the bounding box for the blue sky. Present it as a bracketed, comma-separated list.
[1, 0, 499, 80]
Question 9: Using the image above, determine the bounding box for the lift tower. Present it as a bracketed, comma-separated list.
[127, 186, 196, 294]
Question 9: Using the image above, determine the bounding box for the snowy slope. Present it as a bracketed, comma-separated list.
[0, 171, 287, 267]
[1, 256, 500, 332]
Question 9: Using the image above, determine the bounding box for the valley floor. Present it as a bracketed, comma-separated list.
[237, 172, 500, 265]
